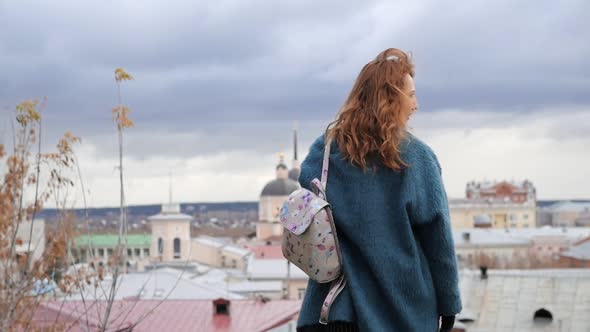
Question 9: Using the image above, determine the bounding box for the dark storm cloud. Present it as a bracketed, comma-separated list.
[1, 0, 589, 160]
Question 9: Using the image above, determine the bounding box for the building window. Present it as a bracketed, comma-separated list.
[144, 248, 150, 257]
[533, 308, 553, 324]
[523, 214, 529, 220]
[231, 259, 237, 268]
[98, 248, 104, 257]
[158, 238, 163, 255]
[107, 248, 113, 257]
[173, 238, 181, 259]
[127, 249, 132, 257]
[134, 248, 141, 257]
[221, 255, 226, 267]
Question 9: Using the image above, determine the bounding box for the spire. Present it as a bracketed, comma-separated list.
[293, 121, 298, 162]
[289, 121, 301, 182]
[161, 169, 180, 214]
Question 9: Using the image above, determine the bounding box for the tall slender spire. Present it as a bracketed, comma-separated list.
[289, 121, 301, 182]
[162, 169, 180, 214]
[293, 121, 298, 162]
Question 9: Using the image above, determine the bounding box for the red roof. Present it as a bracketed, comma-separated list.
[249, 245, 285, 259]
[34, 299, 301, 332]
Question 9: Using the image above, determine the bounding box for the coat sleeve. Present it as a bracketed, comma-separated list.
[297, 135, 325, 191]
[408, 147, 463, 316]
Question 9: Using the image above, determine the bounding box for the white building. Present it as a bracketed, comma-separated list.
[15, 218, 45, 263]
[450, 198, 537, 229]
[246, 256, 308, 300]
[537, 201, 590, 227]
[453, 227, 590, 269]
[190, 236, 252, 270]
[451, 180, 537, 229]
[149, 203, 192, 262]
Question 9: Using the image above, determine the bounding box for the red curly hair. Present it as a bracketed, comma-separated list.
[326, 48, 415, 172]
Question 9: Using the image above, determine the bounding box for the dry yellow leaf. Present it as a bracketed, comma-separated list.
[115, 68, 133, 82]
[15, 99, 41, 125]
[112, 105, 134, 129]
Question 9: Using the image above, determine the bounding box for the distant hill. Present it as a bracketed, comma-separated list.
[37, 199, 590, 220]
[38, 202, 258, 220]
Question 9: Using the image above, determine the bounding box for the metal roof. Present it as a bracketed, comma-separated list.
[148, 212, 193, 222]
[453, 229, 531, 247]
[545, 201, 590, 213]
[36, 299, 302, 332]
[247, 258, 308, 280]
[559, 237, 590, 260]
[222, 245, 252, 257]
[73, 233, 151, 248]
[63, 267, 244, 301]
[260, 178, 300, 197]
[458, 269, 590, 331]
[193, 236, 226, 248]
[452, 227, 590, 247]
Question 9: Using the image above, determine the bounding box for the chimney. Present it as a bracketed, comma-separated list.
[213, 298, 230, 315]
[479, 266, 488, 280]
[256, 294, 270, 303]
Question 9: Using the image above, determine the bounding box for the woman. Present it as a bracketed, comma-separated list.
[296, 48, 462, 332]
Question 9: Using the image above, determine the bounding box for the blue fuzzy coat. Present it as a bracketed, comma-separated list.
[296, 133, 462, 331]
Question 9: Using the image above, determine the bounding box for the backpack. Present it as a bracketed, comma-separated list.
[280, 138, 346, 324]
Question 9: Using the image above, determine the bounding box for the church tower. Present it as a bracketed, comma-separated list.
[149, 175, 192, 262]
[258, 153, 300, 240]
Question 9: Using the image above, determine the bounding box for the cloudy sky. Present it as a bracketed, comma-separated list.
[1, 0, 589, 207]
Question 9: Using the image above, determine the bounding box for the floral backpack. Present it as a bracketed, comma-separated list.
[280, 138, 346, 324]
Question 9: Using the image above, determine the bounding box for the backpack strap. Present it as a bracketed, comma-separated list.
[318, 137, 347, 324]
[320, 137, 332, 191]
[319, 274, 347, 325]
